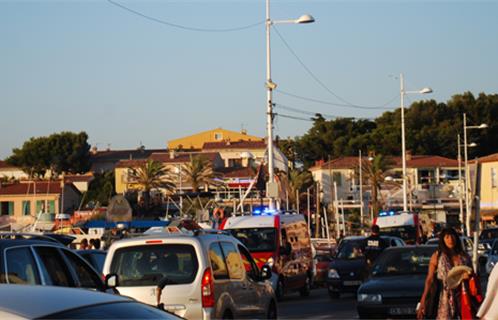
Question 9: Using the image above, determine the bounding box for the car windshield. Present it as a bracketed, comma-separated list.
[380, 226, 416, 244]
[228, 228, 276, 253]
[371, 247, 436, 277]
[110, 244, 198, 286]
[492, 241, 498, 255]
[336, 239, 365, 259]
[480, 229, 498, 240]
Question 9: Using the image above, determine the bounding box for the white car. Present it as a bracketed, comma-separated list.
[103, 230, 277, 320]
[0, 285, 180, 319]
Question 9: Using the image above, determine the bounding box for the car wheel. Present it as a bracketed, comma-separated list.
[266, 301, 277, 320]
[328, 289, 340, 299]
[299, 276, 311, 297]
[358, 312, 369, 319]
[276, 279, 284, 301]
[222, 310, 234, 320]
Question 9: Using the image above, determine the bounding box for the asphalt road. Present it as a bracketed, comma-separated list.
[279, 288, 358, 320]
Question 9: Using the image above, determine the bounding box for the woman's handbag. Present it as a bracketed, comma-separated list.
[423, 277, 441, 319]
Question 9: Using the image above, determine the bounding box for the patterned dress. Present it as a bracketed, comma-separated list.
[436, 252, 472, 319]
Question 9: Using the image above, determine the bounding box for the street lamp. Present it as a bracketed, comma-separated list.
[399, 73, 432, 212]
[266, 0, 314, 210]
[457, 134, 477, 234]
[463, 113, 487, 236]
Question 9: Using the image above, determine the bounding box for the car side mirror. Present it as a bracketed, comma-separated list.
[260, 265, 272, 281]
[105, 273, 119, 288]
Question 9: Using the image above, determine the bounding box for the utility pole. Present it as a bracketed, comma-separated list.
[359, 150, 364, 229]
[315, 182, 321, 238]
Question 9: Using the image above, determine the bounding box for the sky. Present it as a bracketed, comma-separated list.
[1, 0, 498, 159]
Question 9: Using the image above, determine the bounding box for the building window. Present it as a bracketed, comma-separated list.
[492, 168, 497, 188]
[22, 201, 31, 216]
[333, 172, 342, 186]
[48, 200, 56, 213]
[0, 201, 14, 216]
[214, 132, 223, 141]
[228, 158, 242, 168]
[36, 200, 45, 213]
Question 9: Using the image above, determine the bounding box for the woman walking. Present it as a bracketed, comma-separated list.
[417, 227, 476, 319]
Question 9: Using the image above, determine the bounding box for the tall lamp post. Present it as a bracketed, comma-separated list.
[399, 73, 432, 212]
[265, 0, 314, 210]
[463, 113, 487, 236]
[457, 134, 476, 234]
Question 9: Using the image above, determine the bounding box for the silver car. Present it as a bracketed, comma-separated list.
[103, 230, 277, 320]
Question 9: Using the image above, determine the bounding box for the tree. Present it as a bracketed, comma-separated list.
[6, 131, 91, 178]
[182, 155, 222, 193]
[362, 154, 392, 217]
[127, 160, 176, 210]
[84, 171, 116, 207]
[278, 169, 313, 210]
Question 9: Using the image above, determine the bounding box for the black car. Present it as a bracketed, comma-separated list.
[77, 249, 107, 273]
[479, 227, 498, 255]
[326, 236, 405, 299]
[356, 245, 437, 319]
[0, 238, 111, 292]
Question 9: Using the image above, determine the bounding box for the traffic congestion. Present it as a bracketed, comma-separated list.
[1, 210, 498, 319]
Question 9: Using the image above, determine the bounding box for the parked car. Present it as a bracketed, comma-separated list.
[480, 227, 498, 255]
[0, 238, 111, 292]
[313, 252, 332, 287]
[426, 236, 474, 254]
[103, 230, 277, 320]
[485, 239, 498, 274]
[356, 245, 437, 319]
[326, 236, 405, 299]
[77, 249, 107, 273]
[0, 284, 180, 319]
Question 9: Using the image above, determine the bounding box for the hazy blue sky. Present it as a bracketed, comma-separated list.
[2, 0, 497, 158]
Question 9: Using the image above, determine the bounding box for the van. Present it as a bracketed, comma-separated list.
[220, 212, 313, 300]
[102, 231, 277, 320]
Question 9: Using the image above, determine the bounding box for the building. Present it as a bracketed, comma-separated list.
[0, 160, 28, 180]
[90, 147, 166, 173]
[168, 128, 263, 150]
[476, 153, 498, 223]
[64, 174, 95, 193]
[310, 154, 460, 223]
[0, 181, 82, 218]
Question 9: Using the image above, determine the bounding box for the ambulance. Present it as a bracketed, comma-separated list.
[373, 211, 424, 244]
[220, 210, 313, 300]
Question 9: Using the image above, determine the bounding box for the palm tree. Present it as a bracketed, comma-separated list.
[362, 154, 392, 218]
[182, 155, 222, 193]
[128, 160, 176, 210]
[278, 169, 313, 210]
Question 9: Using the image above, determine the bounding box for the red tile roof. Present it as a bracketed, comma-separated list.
[216, 167, 256, 178]
[0, 160, 17, 169]
[0, 181, 63, 195]
[202, 140, 266, 150]
[311, 155, 458, 171]
[115, 160, 146, 169]
[64, 174, 94, 183]
[149, 152, 221, 163]
[475, 152, 498, 164]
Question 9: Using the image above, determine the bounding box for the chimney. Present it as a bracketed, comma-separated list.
[241, 129, 247, 135]
[169, 150, 176, 159]
[91, 146, 98, 155]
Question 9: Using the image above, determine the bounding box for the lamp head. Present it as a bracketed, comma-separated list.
[468, 142, 478, 148]
[478, 123, 488, 129]
[296, 14, 315, 24]
[419, 87, 433, 94]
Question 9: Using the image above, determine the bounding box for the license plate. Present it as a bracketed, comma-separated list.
[389, 307, 415, 315]
[343, 280, 361, 286]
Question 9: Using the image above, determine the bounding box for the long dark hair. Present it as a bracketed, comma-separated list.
[438, 227, 464, 257]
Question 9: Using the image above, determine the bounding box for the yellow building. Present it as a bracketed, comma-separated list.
[477, 153, 498, 222]
[0, 181, 81, 218]
[168, 128, 263, 150]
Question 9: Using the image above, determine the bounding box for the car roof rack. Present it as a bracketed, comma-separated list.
[193, 229, 230, 237]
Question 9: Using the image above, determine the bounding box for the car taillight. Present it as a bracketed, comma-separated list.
[201, 267, 215, 308]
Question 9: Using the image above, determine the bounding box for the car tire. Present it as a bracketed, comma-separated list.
[276, 278, 284, 301]
[222, 310, 234, 320]
[266, 301, 277, 320]
[358, 312, 369, 319]
[299, 276, 311, 297]
[328, 289, 340, 299]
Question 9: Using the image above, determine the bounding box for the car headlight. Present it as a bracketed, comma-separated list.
[328, 268, 340, 279]
[266, 257, 274, 268]
[358, 294, 383, 304]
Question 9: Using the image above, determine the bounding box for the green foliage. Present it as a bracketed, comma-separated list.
[290, 92, 498, 167]
[182, 155, 223, 193]
[6, 131, 91, 177]
[84, 171, 116, 207]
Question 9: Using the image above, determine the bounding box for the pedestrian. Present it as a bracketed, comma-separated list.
[417, 227, 479, 320]
[93, 238, 101, 250]
[477, 262, 498, 320]
[89, 239, 95, 249]
[364, 225, 388, 267]
[79, 238, 89, 250]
